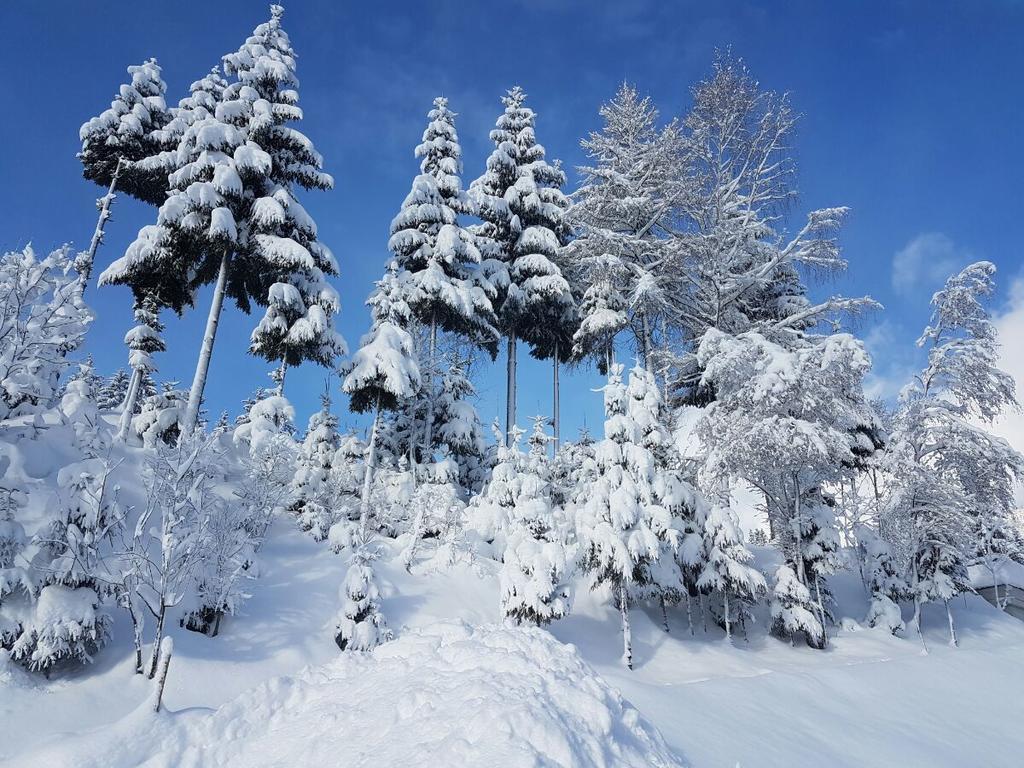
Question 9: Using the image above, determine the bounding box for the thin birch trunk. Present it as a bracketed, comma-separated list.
[723, 590, 731, 642]
[146, 604, 167, 679]
[640, 312, 652, 371]
[184, 252, 231, 435]
[151, 637, 173, 713]
[945, 600, 958, 647]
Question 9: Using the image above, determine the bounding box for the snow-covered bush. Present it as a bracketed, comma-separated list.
[697, 505, 766, 641]
[132, 384, 186, 447]
[770, 564, 825, 649]
[856, 525, 908, 635]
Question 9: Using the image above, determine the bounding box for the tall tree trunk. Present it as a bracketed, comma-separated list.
[552, 342, 560, 456]
[183, 252, 231, 435]
[814, 577, 828, 648]
[911, 559, 929, 654]
[685, 591, 694, 636]
[619, 583, 632, 670]
[358, 398, 382, 536]
[117, 366, 143, 441]
[76, 158, 123, 289]
[127, 594, 144, 674]
[505, 334, 517, 445]
[660, 595, 670, 633]
[274, 361, 288, 396]
[423, 317, 437, 461]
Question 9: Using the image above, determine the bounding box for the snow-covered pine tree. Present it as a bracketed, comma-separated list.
[344, 263, 422, 533]
[577, 364, 680, 669]
[77, 59, 173, 284]
[471, 87, 573, 443]
[59, 359, 106, 455]
[0, 246, 92, 421]
[500, 429, 574, 626]
[855, 524, 908, 635]
[388, 97, 497, 458]
[117, 295, 166, 439]
[697, 505, 766, 641]
[291, 389, 342, 541]
[567, 83, 682, 369]
[432, 361, 489, 494]
[132, 383, 187, 448]
[882, 262, 1022, 647]
[334, 544, 392, 652]
[0, 475, 30, 651]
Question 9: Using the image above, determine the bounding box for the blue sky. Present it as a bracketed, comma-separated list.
[1, 0, 1022, 437]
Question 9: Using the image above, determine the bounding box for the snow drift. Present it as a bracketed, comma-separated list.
[14, 621, 684, 768]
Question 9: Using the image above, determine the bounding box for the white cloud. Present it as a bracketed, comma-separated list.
[990, 275, 1024, 505]
[891, 232, 968, 294]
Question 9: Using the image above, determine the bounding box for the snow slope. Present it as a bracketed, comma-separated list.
[5, 521, 1024, 767]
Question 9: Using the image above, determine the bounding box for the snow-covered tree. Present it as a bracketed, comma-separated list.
[697, 505, 766, 641]
[102, 6, 339, 435]
[77, 59, 173, 284]
[291, 390, 341, 541]
[0, 473, 30, 652]
[97, 369, 131, 411]
[0, 245, 92, 421]
[59, 359, 106, 455]
[131, 432, 218, 677]
[471, 86, 573, 442]
[334, 543, 392, 652]
[698, 328, 874, 646]
[856, 525, 908, 635]
[567, 83, 682, 367]
[344, 263, 422, 532]
[881, 262, 1022, 647]
[465, 423, 524, 558]
[769, 563, 825, 649]
[577, 364, 680, 669]
[432, 361, 489, 494]
[500, 434, 574, 626]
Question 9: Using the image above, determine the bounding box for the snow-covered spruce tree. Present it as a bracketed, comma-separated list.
[577, 364, 680, 669]
[77, 58, 173, 284]
[0, 245, 92, 421]
[697, 505, 766, 641]
[769, 563, 825, 649]
[855, 524, 908, 635]
[882, 262, 1022, 647]
[290, 389, 341, 541]
[59, 358, 106, 455]
[344, 263, 422, 533]
[102, 6, 338, 435]
[471, 87, 573, 443]
[388, 97, 497, 458]
[566, 83, 683, 369]
[117, 295, 166, 439]
[500, 428, 574, 626]
[698, 328, 874, 647]
[0, 477, 30, 651]
[431, 360, 489, 494]
[334, 543, 392, 652]
[401, 458, 467, 569]
[97, 369, 131, 411]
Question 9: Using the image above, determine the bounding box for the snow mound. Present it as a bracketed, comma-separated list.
[171, 621, 683, 767]
[14, 621, 683, 768]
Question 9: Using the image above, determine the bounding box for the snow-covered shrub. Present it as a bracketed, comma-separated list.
[132, 384, 186, 447]
[8, 584, 111, 672]
[856, 525, 908, 635]
[334, 545, 392, 652]
[291, 395, 341, 541]
[697, 505, 766, 641]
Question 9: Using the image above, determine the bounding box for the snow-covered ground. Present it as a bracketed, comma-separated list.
[4, 518, 1024, 767]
